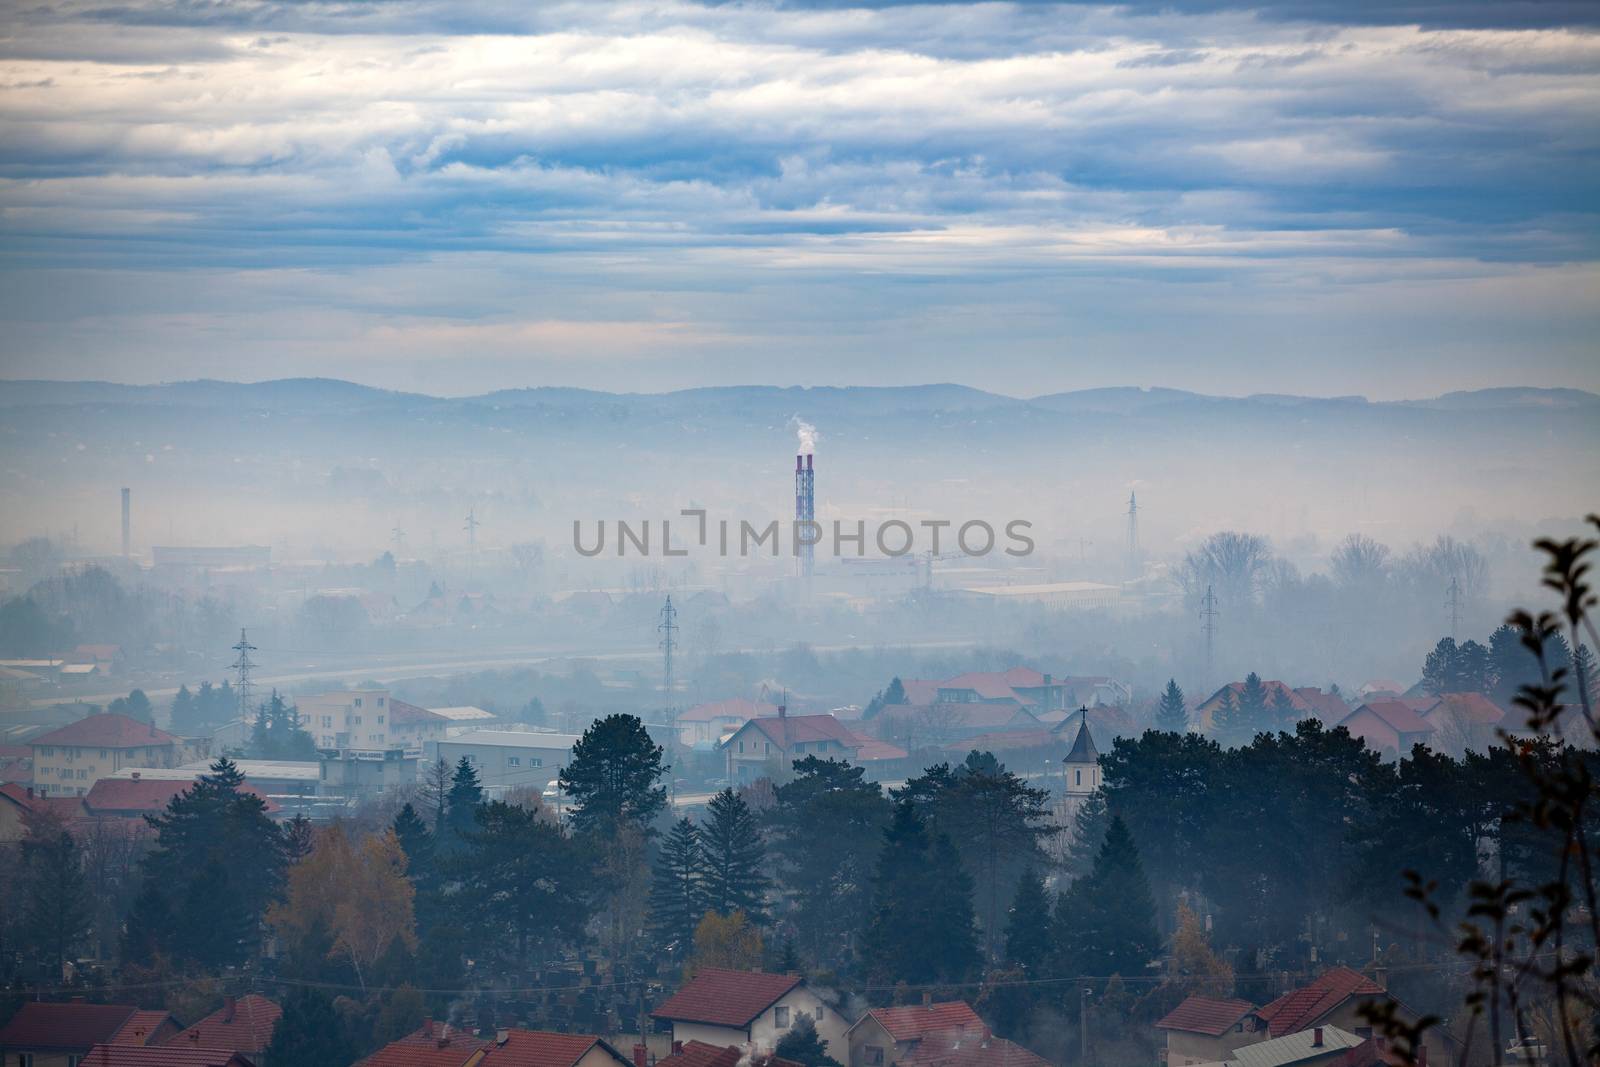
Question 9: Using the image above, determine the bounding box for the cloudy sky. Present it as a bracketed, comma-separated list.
[0, 0, 1596, 398]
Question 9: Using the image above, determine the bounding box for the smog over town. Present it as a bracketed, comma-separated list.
[0, 1, 1597, 1066]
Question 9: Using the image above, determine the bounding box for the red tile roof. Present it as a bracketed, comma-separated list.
[652, 968, 803, 1028]
[86, 778, 278, 817]
[852, 739, 909, 762]
[31, 714, 179, 750]
[940, 673, 1028, 703]
[1155, 996, 1258, 1036]
[0, 1002, 141, 1051]
[1292, 689, 1352, 723]
[81, 1045, 255, 1067]
[164, 995, 281, 1053]
[743, 715, 860, 750]
[359, 1025, 489, 1067]
[1342, 701, 1435, 737]
[878, 704, 1038, 731]
[658, 1041, 799, 1067]
[864, 1002, 986, 1043]
[485, 1030, 627, 1067]
[0, 782, 88, 820]
[899, 1036, 1051, 1067]
[109, 1009, 179, 1046]
[1258, 967, 1385, 1037]
[360, 1027, 623, 1067]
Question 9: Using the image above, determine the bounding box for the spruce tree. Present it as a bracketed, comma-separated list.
[1239, 673, 1268, 725]
[648, 817, 708, 957]
[170, 684, 197, 734]
[445, 756, 484, 844]
[774, 1016, 843, 1067]
[1155, 680, 1187, 733]
[860, 800, 978, 986]
[1054, 815, 1159, 979]
[701, 788, 769, 922]
[1064, 790, 1111, 881]
[1003, 865, 1053, 975]
[558, 713, 667, 839]
[1211, 689, 1247, 748]
[1270, 686, 1299, 729]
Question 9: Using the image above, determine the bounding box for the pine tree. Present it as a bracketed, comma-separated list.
[1270, 686, 1299, 729]
[647, 817, 707, 957]
[558, 713, 666, 839]
[120, 877, 172, 966]
[170, 684, 197, 734]
[1054, 815, 1159, 979]
[1239, 673, 1268, 724]
[701, 788, 769, 922]
[1155, 680, 1187, 733]
[1003, 865, 1053, 975]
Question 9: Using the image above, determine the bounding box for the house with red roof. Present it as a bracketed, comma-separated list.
[83, 775, 278, 820]
[0, 744, 32, 785]
[722, 710, 868, 785]
[359, 1024, 632, 1067]
[30, 714, 180, 798]
[1195, 681, 1316, 732]
[0, 1001, 178, 1065]
[844, 1000, 986, 1067]
[897, 1036, 1050, 1067]
[1155, 995, 1266, 1065]
[161, 995, 280, 1063]
[874, 703, 1041, 751]
[653, 968, 845, 1054]
[1335, 703, 1435, 759]
[0, 782, 86, 843]
[1257, 967, 1452, 1066]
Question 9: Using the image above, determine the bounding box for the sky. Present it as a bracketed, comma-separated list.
[0, 0, 1596, 399]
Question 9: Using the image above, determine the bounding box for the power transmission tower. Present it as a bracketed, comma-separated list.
[1446, 575, 1461, 639]
[658, 595, 678, 735]
[463, 508, 480, 571]
[1125, 491, 1140, 582]
[230, 628, 257, 723]
[1200, 584, 1219, 679]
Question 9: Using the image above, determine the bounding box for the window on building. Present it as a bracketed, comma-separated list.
[322, 716, 333, 728]
[377, 715, 385, 724]
[529, 758, 543, 767]
[377, 697, 385, 706]
[99, 749, 108, 758]
[21, 1052, 37, 1067]
[774, 1006, 790, 1029]
[508, 756, 521, 767]
[354, 715, 363, 724]
[865, 1047, 884, 1066]
[1075, 769, 1082, 786]
[354, 698, 363, 707]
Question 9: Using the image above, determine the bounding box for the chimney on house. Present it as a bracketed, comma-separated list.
[497, 1030, 510, 1047]
[1312, 1028, 1323, 1048]
[922, 992, 933, 1008]
[778, 704, 786, 721]
[131, 771, 140, 780]
[423, 1019, 434, 1038]
[223, 996, 236, 1023]
[673, 1042, 684, 1055]
[634, 1044, 648, 1067]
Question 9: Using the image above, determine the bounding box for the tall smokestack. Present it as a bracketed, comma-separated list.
[121, 487, 130, 558]
[795, 452, 815, 579]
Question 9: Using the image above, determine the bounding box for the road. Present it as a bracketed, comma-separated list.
[33, 637, 981, 715]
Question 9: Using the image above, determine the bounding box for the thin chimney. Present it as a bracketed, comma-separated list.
[1312, 1027, 1323, 1048]
[223, 996, 236, 1023]
[634, 1044, 648, 1067]
[922, 991, 933, 1008]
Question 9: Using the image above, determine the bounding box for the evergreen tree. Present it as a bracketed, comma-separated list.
[767, 757, 890, 966]
[1238, 673, 1269, 725]
[1003, 865, 1053, 975]
[284, 814, 316, 862]
[1053, 816, 1159, 979]
[108, 688, 153, 724]
[860, 800, 979, 987]
[1211, 689, 1248, 748]
[774, 1016, 844, 1067]
[647, 817, 708, 957]
[701, 788, 769, 922]
[265, 987, 358, 1066]
[1269, 686, 1299, 729]
[19, 824, 89, 977]
[445, 756, 484, 844]
[1155, 679, 1187, 733]
[558, 713, 666, 839]
[169, 684, 197, 734]
[393, 802, 434, 877]
[120, 878, 172, 966]
[450, 802, 591, 967]
[1064, 789, 1111, 881]
[140, 757, 285, 966]
[175, 857, 251, 967]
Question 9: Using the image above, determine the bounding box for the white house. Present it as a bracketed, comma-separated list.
[652, 969, 847, 1055]
[433, 730, 582, 796]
